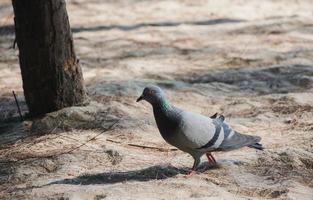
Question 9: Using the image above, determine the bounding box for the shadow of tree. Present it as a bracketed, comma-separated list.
[0, 18, 244, 36]
[0, 95, 28, 147]
[47, 163, 218, 185]
[180, 64, 313, 95]
[71, 18, 243, 33]
[0, 25, 14, 36]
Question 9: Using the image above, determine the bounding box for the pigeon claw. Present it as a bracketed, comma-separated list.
[184, 170, 196, 178]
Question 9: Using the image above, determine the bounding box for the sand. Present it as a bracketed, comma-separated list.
[0, 0, 313, 199]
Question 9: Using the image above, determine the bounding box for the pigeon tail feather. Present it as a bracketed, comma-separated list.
[217, 132, 262, 151]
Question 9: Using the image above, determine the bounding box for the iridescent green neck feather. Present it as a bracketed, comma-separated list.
[161, 98, 172, 111]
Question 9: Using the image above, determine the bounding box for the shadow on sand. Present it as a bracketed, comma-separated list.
[181, 64, 313, 95]
[71, 18, 243, 33]
[47, 163, 219, 185]
[0, 18, 244, 36]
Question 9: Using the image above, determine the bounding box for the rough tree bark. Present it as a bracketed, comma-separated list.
[12, 0, 87, 117]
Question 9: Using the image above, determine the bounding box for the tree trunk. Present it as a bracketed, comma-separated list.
[12, 0, 87, 117]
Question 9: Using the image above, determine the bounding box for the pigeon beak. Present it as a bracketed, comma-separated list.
[136, 95, 143, 102]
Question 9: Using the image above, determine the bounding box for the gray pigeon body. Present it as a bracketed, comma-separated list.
[137, 85, 263, 172]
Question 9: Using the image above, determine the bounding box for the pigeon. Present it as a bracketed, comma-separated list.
[136, 85, 263, 175]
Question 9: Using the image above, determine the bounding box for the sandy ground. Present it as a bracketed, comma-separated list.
[1, 0, 313, 199]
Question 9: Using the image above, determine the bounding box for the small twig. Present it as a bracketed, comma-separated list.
[58, 134, 83, 143]
[65, 121, 118, 154]
[106, 139, 122, 144]
[106, 138, 178, 152]
[12, 38, 17, 49]
[3, 121, 119, 162]
[12, 91, 23, 121]
[127, 143, 178, 152]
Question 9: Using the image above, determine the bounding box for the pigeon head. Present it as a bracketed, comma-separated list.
[136, 85, 167, 105]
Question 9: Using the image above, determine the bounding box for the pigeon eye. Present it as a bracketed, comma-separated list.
[149, 90, 156, 95]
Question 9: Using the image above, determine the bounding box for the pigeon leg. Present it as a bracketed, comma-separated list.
[209, 154, 216, 163]
[185, 157, 200, 177]
[206, 153, 216, 165]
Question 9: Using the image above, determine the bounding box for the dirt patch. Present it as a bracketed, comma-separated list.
[250, 148, 313, 187]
